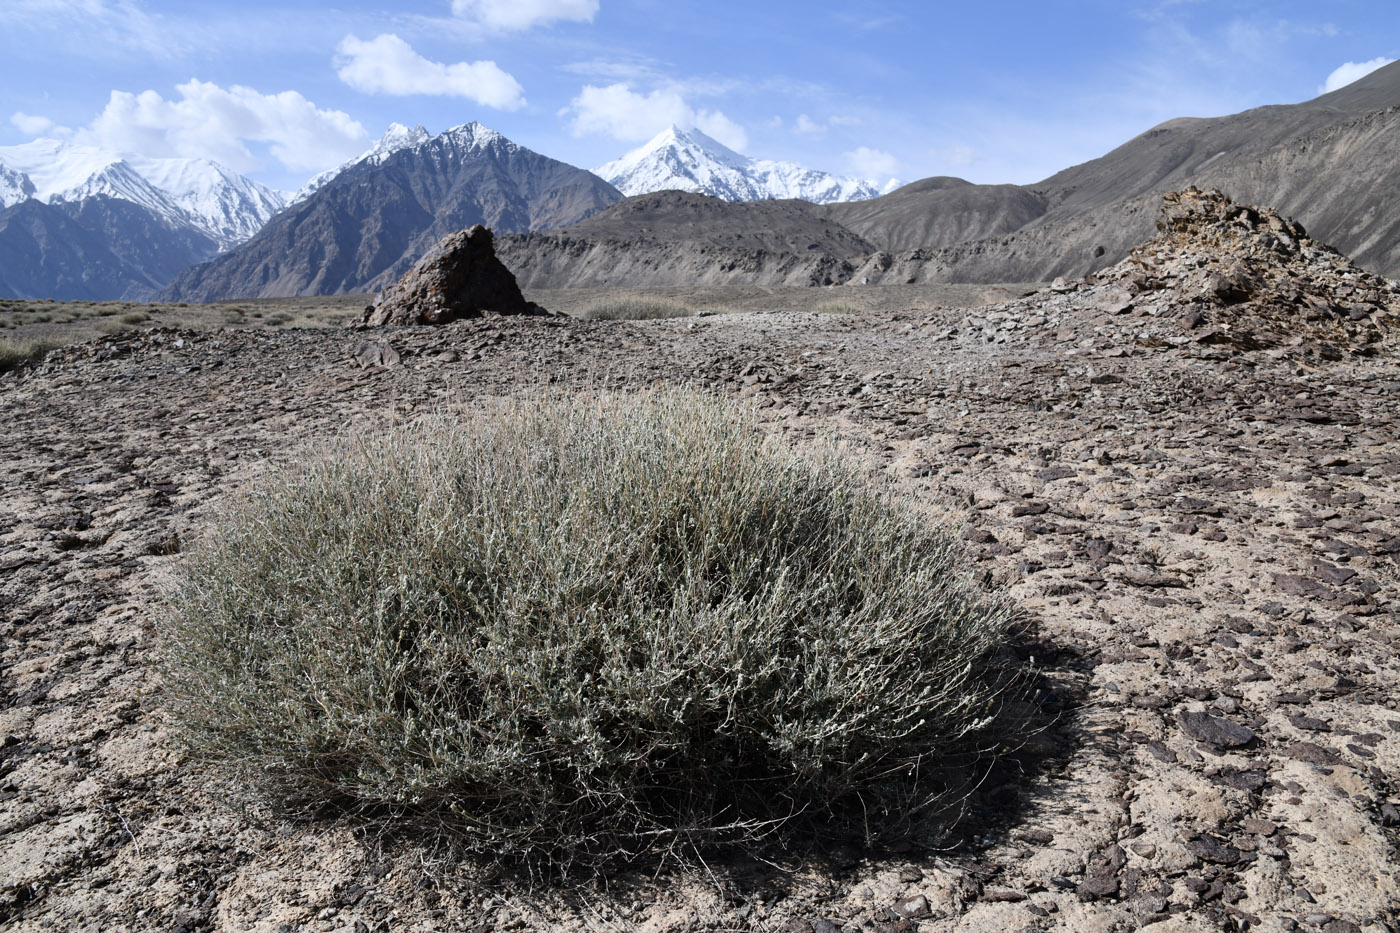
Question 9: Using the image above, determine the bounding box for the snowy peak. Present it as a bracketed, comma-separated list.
[49, 159, 187, 219]
[595, 125, 880, 204]
[290, 121, 524, 204]
[367, 122, 431, 160]
[0, 162, 36, 208]
[129, 156, 286, 247]
[0, 138, 282, 248]
[439, 121, 511, 152]
[292, 122, 431, 202]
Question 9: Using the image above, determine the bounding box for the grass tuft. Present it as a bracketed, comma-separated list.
[0, 335, 74, 372]
[578, 298, 696, 321]
[162, 390, 1019, 870]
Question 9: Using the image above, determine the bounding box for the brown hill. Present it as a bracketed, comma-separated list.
[497, 190, 872, 288]
[504, 61, 1400, 289]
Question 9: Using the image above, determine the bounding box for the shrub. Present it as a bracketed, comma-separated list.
[578, 298, 695, 320]
[163, 390, 1017, 869]
[0, 335, 72, 372]
[816, 299, 862, 314]
[119, 310, 150, 325]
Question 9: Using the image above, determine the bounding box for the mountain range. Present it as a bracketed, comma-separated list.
[500, 59, 1400, 290]
[4, 60, 1400, 302]
[161, 123, 622, 301]
[595, 126, 883, 204]
[0, 139, 286, 299]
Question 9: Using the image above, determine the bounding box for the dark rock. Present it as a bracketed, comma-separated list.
[1180, 710, 1256, 748]
[1185, 834, 1242, 865]
[363, 225, 543, 326]
[1274, 574, 1334, 599]
[1288, 713, 1332, 732]
[1285, 742, 1341, 765]
[1078, 871, 1118, 899]
[1222, 769, 1267, 792]
[1322, 920, 1361, 933]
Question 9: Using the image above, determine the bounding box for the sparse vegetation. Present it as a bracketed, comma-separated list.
[0, 335, 74, 372]
[118, 310, 150, 325]
[578, 297, 696, 320]
[816, 299, 863, 314]
[163, 390, 1018, 870]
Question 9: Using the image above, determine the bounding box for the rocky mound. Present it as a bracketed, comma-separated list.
[1094, 187, 1399, 358]
[891, 188, 1400, 363]
[361, 225, 542, 326]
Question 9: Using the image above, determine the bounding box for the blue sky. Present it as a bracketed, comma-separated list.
[1, 0, 1395, 193]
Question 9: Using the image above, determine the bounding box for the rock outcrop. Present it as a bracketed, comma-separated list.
[1102, 187, 1398, 358]
[361, 225, 542, 326]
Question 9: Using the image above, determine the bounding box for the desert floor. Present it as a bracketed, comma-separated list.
[2, 285, 1398, 932]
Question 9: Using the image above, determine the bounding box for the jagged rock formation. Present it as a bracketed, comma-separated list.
[361, 225, 541, 326]
[919, 189, 1400, 363]
[1107, 188, 1397, 357]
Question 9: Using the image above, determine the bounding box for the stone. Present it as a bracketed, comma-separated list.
[352, 340, 401, 368]
[1285, 741, 1341, 765]
[362, 225, 543, 326]
[893, 895, 932, 919]
[1185, 834, 1242, 866]
[1179, 710, 1256, 748]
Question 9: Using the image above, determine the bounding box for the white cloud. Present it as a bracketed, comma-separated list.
[693, 113, 748, 152]
[77, 80, 369, 174]
[794, 114, 825, 136]
[10, 112, 67, 136]
[335, 34, 525, 109]
[1319, 57, 1395, 94]
[844, 146, 899, 182]
[563, 82, 748, 151]
[451, 0, 597, 31]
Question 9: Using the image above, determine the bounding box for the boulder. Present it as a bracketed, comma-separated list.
[361, 225, 543, 326]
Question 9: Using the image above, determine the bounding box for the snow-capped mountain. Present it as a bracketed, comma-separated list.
[0, 138, 285, 249]
[0, 163, 35, 207]
[129, 156, 287, 247]
[595, 126, 881, 204]
[164, 121, 622, 301]
[292, 122, 432, 203]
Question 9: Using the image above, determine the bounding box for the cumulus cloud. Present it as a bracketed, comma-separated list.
[76, 80, 369, 173]
[451, 0, 597, 31]
[1319, 57, 1395, 94]
[335, 34, 525, 109]
[563, 83, 748, 151]
[11, 112, 67, 136]
[794, 114, 825, 136]
[844, 146, 899, 182]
